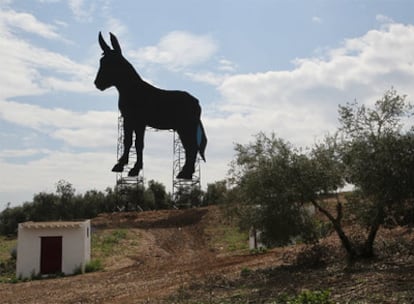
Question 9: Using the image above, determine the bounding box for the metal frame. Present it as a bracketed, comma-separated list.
[115, 112, 201, 201]
[115, 114, 144, 188]
[172, 131, 201, 199]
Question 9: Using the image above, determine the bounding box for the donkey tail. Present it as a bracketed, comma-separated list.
[197, 121, 207, 162]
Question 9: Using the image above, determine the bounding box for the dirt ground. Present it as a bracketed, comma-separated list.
[1, 206, 414, 303]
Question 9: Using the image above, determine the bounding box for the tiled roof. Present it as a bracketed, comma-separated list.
[20, 221, 88, 229]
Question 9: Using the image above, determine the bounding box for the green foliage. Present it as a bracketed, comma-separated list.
[84, 259, 103, 273]
[240, 267, 252, 277]
[174, 186, 204, 208]
[0, 258, 16, 282]
[205, 214, 249, 254]
[148, 180, 170, 209]
[250, 246, 267, 254]
[229, 88, 414, 260]
[72, 261, 103, 275]
[287, 289, 333, 304]
[345, 191, 377, 227]
[0, 179, 171, 236]
[0, 236, 17, 282]
[92, 229, 129, 257]
[337, 88, 414, 257]
[222, 227, 248, 252]
[115, 184, 148, 211]
[0, 205, 28, 235]
[339, 89, 414, 200]
[229, 133, 332, 247]
[203, 180, 228, 205]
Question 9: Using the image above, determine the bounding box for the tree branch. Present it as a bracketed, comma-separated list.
[311, 198, 357, 259]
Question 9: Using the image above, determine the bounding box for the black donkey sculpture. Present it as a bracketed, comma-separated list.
[94, 32, 207, 179]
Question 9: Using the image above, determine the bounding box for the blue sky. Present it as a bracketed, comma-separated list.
[1, 0, 414, 207]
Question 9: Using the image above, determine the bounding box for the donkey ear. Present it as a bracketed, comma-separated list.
[109, 32, 122, 54]
[98, 32, 111, 54]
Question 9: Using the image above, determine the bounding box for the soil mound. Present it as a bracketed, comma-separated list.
[92, 207, 209, 229]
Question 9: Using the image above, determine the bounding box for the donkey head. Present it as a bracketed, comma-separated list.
[94, 32, 124, 91]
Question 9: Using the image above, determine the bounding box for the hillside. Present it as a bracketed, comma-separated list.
[0, 206, 413, 303]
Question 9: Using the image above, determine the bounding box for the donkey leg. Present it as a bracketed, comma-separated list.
[177, 127, 197, 179]
[128, 125, 145, 177]
[112, 118, 133, 172]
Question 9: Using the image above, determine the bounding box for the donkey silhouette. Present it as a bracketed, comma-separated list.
[94, 32, 207, 179]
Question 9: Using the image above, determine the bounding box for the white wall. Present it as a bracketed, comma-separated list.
[249, 228, 265, 250]
[16, 227, 41, 278]
[16, 220, 90, 279]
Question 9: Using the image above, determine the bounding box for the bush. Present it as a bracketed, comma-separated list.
[240, 267, 252, 277]
[288, 289, 333, 304]
[73, 259, 103, 275]
[85, 259, 103, 273]
[0, 258, 16, 277]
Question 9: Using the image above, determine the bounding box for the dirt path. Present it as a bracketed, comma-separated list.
[0, 207, 282, 303]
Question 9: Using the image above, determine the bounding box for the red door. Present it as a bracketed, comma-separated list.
[40, 236, 62, 274]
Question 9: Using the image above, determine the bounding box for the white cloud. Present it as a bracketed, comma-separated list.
[376, 14, 394, 24]
[105, 17, 128, 37]
[0, 150, 115, 204]
[0, 18, 96, 99]
[200, 23, 414, 186]
[68, 0, 95, 22]
[0, 99, 120, 203]
[130, 31, 218, 70]
[52, 127, 117, 148]
[218, 59, 237, 72]
[37, 0, 61, 3]
[0, 148, 52, 158]
[312, 16, 323, 24]
[185, 71, 227, 86]
[42, 76, 95, 93]
[54, 19, 69, 28]
[0, 100, 117, 147]
[221, 23, 414, 111]
[0, 9, 68, 42]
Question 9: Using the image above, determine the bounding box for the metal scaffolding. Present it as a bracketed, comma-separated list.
[115, 113, 201, 201]
[172, 131, 201, 199]
[115, 114, 144, 188]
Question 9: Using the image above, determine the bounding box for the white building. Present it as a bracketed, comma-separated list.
[249, 227, 266, 250]
[16, 220, 91, 279]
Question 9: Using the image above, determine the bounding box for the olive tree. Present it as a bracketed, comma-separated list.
[335, 88, 414, 257]
[230, 89, 414, 260]
[229, 133, 330, 246]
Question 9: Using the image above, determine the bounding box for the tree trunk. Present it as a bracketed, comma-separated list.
[311, 200, 358, 260]
[361, 204, 384, 258]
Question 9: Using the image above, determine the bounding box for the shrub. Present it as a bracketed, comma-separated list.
[240, 267, 252, 277]
[85, 259, 103, 273]
[288, 289, 333, 304]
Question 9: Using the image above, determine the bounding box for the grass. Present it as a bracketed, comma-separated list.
[0, 236, 17, 282]
[85, 259, 103, 273]
[91, 228, 129, 258]
[90, 228, 141, 269]
[0, 236, 16, 260]
[205, 219, 249, 254]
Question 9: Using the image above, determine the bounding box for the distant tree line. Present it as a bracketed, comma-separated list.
[0, 179, 229, 236]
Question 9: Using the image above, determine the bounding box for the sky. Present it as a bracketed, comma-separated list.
[1, 0, 414, 208]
